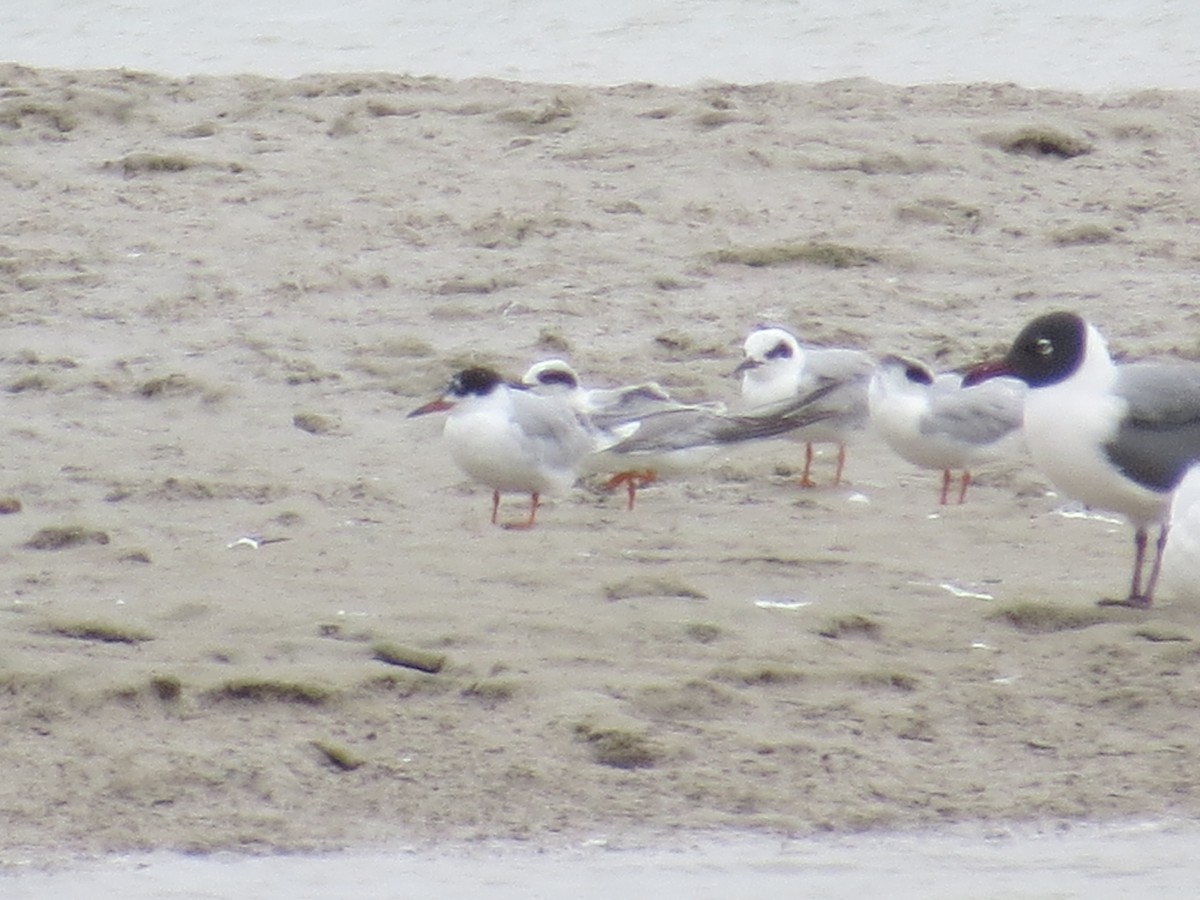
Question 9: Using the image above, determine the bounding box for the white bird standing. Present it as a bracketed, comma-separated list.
[408, 366, 594, 528]
[736, 326, 873, 487]
[965, 311, 1200, 607]
[868, 354, 1025, 504]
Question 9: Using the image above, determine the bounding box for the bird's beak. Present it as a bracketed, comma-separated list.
[408, 396, 454, 418]
[961, 358, 1012, 387]
[732, 358, 760, 376]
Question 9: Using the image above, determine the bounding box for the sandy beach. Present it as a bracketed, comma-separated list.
[3, 64, 1200, 859]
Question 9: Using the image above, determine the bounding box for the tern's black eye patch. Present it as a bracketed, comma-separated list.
[765, 341, 793, 361]
[452, 366, 503, 397]
[536, 368, 579, 389]
[904, 364, 934, 385]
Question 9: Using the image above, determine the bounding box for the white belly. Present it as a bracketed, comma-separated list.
[872, 393, 972, 470]
[444, 409, 575, 495]
[1024, 385, 1168, 526]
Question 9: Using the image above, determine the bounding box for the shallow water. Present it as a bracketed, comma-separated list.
[2, 0, 1199, 90]
[4, 822, 1199, 898]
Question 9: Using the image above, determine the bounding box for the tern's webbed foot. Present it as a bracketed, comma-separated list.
[500, 520, 537, 531]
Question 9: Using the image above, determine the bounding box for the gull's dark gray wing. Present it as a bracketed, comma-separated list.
[1105, 362, 1200, 491]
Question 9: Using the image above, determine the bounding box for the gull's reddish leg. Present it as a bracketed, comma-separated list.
[1140, 525, 1170, 608]
[1101, 526, 1151, 608]
[939, 470, 952, 506]
[490, 490, 501, 525]
[832, 443, 847, 486]
[1128, 526, 1149, 603]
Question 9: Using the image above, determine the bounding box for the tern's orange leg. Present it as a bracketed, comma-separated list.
[957, 471, 972, 505]
[798, 444, 817, 488]
[604, 470, 658, 510]
[832, 443, 847, 486]
[501, 492, 540, 530]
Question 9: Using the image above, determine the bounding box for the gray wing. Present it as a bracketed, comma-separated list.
[805, 347, 875, 383]
[1106, 362, 1200, 491]
[589, 382, 672, 411]
[921, 375, 1025, 446]
[803, 348, 874, 393]
[607, 407, 733, 455]
[611, 381, 840, 454]
[589, 384, 720, 428]
[509, 389, 595, 469]
[800, 348, 873, 422]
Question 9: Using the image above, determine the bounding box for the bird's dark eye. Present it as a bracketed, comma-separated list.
[765, 342, 793, 360]
[1035, 338, 1054, 356]
[904, 365, 933, 385]
[537, 369, 577, 389]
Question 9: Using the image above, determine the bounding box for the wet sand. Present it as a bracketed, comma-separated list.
[3, 65, 1200, 858]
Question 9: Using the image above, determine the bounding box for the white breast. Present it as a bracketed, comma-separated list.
[1023, 378, 1168, 526]
[443, 391, 582, 495]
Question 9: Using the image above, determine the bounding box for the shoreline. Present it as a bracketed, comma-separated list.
[7, 818, 1200, 896]
[5, 2, 1200, 92]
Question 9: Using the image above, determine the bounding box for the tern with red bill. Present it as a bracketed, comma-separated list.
[964, 311, 1200, 607]
[409, 366, 594, 529]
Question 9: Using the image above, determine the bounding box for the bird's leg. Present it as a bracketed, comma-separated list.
[1101, 526, 1152, 608]
[604, 472, 639, 510]
[502, 492, 540, 530]
[939, 470, 952, 505]
[1128, 528, 1147, 607]
[1128, 525, 1149, 602]
[490, 490, 501, 525]
[624, 470, 658, 510]
[624, 475, 637, 510]
[957, 471, 972, 505]
[604, 470, 657, 510]
[1139, 524, 1170, 607]
[832, 443, 847, 486]
[798, 444, 817, 488]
